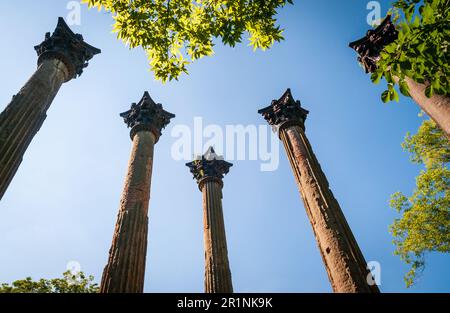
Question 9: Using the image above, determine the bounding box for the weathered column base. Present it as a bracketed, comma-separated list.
[100, 131, 155, 293]
[281, 124, 379, 293]
[201, 177, 233, 293]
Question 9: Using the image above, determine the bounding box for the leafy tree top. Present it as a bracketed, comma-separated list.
[390, 119, 450, 287]
[372, 0, 450, 102]
[0, 271, 99, 293]
[83, 0, 293, 82]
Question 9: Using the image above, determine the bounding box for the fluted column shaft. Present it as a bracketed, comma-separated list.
[100, 130, 155, 293]
[201, 178, 233, 293]
[0, 59, 68, 199]
[0, 17, 100, 201]
[100, 91, 174, 293]
[279, 124, 379, 293]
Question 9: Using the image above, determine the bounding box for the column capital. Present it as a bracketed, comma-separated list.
[186, 147, 232, 191]
[349, 15, 398, 73]
[34, 17, 101, 81]
[258, 88, 309, 132]
[120, 92, 175, 142]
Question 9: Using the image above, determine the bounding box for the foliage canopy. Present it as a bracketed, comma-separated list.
[390, 119, 450, 287]
[371, 0, 450, 103]
[0, 271, 99, 293]
[83, 0, 293, 82]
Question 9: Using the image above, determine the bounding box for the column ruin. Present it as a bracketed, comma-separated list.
[0, 17, 100, 200]
[258, 89, 379, 293]
[186, 147, 234, 293]
[100, 92, 175, 293]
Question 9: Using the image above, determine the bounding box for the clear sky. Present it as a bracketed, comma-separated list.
[0, 0, 448, 292]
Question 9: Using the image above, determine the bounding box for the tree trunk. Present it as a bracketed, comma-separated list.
[405, 77, 450, 139]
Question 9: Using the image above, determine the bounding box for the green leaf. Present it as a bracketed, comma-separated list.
[405, 5, 414, 22]
[385, 43, 397, 54]
[392, 88, 400, 102]
[385, 70, 394, 84]
[417, 42, 426, 53]
[399, 80, 411, 97]
[381, 90, 390, 103]
[412, 16, 420, 28]
[425, 85, 434, 98]
[431, 78, 441, 91]
[371, 71, 383, 84]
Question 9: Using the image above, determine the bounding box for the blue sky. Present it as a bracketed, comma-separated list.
[0, 0, 448, 292]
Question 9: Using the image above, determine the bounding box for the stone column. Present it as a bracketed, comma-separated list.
[258, 89, 379, 293]
[100, 92, 175, 293]
[0, 18, 100, 200]
[0, 17, 100, 199]
[187, 147, 234, 293]
[349, 15, 450, 139]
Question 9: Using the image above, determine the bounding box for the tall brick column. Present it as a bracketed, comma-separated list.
[0, 17, 100, 200]
[100, 92, 175, 293]
[349, 15, 450, 139]
[258, 89, 379, 293]
[187, 147, 234, 293]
